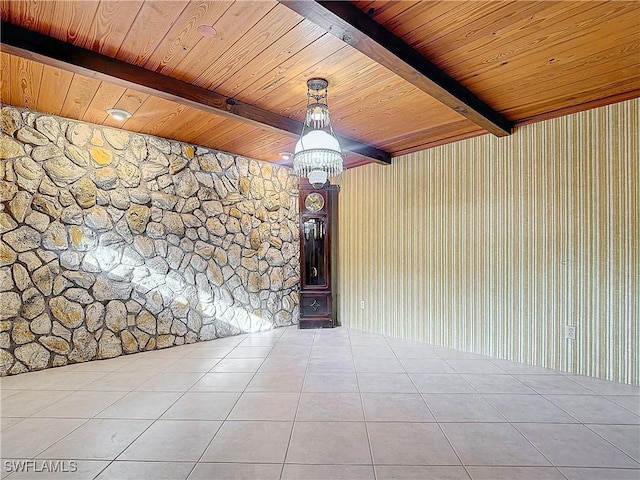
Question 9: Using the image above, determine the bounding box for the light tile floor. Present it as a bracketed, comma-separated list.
[1, 326, 639, 480]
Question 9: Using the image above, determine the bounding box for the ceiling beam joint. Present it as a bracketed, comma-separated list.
[0, 20, 391, 166]
[280, 0, 513, 137]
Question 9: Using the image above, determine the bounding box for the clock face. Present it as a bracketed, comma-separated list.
[304, 192, 325, 212]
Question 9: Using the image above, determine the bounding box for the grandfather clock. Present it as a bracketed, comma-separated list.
[298, 181, 339, 328]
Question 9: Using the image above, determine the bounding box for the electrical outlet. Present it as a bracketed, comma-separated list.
[360, 300, 365, 310]
[565, 325, 576, 340]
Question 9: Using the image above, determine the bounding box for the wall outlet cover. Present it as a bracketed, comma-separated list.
[565, 325, 577, 340]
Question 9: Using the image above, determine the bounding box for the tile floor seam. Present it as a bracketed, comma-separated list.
[1, 389, 76, 418]
[605, 396, 640, 417]
[563, 376, 603, 395]
[582, 423, 640, 466]
[502, 422, 571, 469]
[280, 329, 314, 480]
[91, 457, 114, 479]
[475, 391, 547, 424]
[510, 422, 640, 470]
[72, 390, 132, 420]
[103, 348, 236, 471]
[540, 394, 583, 425]
[542, 392, 639, 425]
[2, 326, 639, 480]
[350, 327, 377, 478]
[16, 416, 93, 461]
[183, 334, 277, 480]
[385, 339, 589, 474]
[385, 334, 474, 480]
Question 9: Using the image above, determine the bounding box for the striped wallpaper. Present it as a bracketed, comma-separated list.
[337, 98, 639, 385]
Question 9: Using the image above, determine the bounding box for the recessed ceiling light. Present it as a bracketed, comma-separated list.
[279, 152, 292, 161]
[197, 25, 217, 38]
[106, 108, 132, 121]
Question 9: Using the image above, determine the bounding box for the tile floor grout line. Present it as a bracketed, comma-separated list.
[7, 415, 95, 476]
[0, 389, 76, 418]
[349, 327, 377, 480]
[388, 333, 474, 480]
[182, 331, 278, 480]
[5, 374, 126, 478]
[90, 332, 252, 478]
[278, 328, 315, 480]
[582, 422, 640, 465]
[510, 421, 590, 471]
[539, 392, 610, 425]
[2, 326, 639, 479]
[95, 389, 197, 477]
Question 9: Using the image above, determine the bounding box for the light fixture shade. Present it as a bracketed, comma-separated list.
[307, 170, 328, 188]
[306, 103, 330, 129]
[293, 129, 343, 179]
[292, 78, 344, 187]
[106, 108, 132, 120]
[295, 130, 341, 155]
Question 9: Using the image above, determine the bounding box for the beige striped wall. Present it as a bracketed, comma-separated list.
[337, 99, 639, 385]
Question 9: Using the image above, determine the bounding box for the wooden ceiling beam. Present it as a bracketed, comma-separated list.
[280, 0, 513, 137]
[0, 21, 391, 165]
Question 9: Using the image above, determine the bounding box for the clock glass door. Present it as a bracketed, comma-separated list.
[303, 217, 327, 286]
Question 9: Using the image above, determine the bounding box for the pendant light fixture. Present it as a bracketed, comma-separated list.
[293, 78, 344, 188]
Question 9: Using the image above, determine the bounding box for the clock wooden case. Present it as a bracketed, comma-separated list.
[298, 181, 339, 328]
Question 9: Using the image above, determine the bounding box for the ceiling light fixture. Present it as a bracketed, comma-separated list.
[293, 78, 344, 188]
[197, 25, 217, 38]
[106, 108, 132, 121]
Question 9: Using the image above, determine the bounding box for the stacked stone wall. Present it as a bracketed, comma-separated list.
[0, 106, 300, 375]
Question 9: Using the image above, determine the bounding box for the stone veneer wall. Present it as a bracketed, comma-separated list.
[0, 106, 300, 375]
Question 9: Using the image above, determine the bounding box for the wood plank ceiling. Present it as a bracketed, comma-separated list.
[1, 0, 639, 169]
